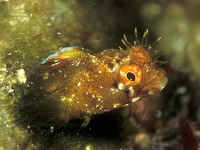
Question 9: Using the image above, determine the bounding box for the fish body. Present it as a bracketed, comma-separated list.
[16, 30, 167, 135]
[26, 33, 167, 124]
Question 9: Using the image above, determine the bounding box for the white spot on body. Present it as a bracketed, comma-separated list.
[110, 88, 114, 92]
[113, 103, 120, 108]
[128, 86, 135, 96]
[71, 94, 75, 98]
[91, 57, 97, 63]
[112, 64, 119, 72]
[68, 98, 72, 102]
[61, 96, 67, 102]
[86, 110, 91, 114]
[118, 82, 125, 90]
[76, 61, 80, 66]
[131, 97, 140, 103]
[77, 82, 81, 86]
[43, 72, 49, 80]
[122, 56, 131, 63]
[148, 91, 154, 95]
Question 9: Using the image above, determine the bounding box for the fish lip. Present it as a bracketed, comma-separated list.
[127, 76, 168, 99]
[159, 77, 168, 90]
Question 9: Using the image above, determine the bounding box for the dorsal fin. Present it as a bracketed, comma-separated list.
[39, 47, 87, 68]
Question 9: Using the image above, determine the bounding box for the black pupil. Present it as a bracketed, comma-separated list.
[126, 72, 136, 81]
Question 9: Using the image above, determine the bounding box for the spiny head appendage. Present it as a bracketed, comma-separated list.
[120, 28, 162, 53]
[121, 34, 133, 50]
[152, 51, 168, 66]
[134, 28, 140, 46]
[120, 28, 166, 65]
[140, 28, 162, 51]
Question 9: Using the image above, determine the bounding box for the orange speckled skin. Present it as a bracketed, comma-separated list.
[27, 36, 167, 124]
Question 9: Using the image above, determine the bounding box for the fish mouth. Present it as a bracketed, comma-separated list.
[116, 68, 168, 104]
[138, 76, 168, 97]
[155, 77, 168, 91]
[123, 76, 168, 102]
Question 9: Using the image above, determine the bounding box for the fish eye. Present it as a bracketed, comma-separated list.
[126, 72, 136, 81]
[120, 64, 142, 85]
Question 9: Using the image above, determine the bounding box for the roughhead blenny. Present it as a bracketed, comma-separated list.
[16, 29, 167, 133]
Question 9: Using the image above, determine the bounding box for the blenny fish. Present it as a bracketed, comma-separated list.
[16, 29, 167, 138]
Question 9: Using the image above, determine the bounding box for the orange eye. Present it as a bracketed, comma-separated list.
[120, 64, 142, 85]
